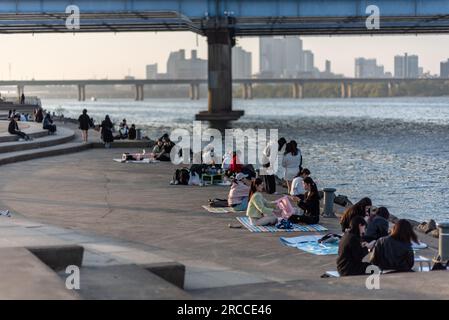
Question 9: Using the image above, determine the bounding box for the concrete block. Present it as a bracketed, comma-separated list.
[27, 245, 84, 272]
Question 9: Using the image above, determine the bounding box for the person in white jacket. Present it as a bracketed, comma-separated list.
[282, 140, 302, 194]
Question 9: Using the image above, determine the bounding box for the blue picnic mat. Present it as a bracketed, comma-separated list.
[236, 217, 328, 233]
[280, 235, 339, 255]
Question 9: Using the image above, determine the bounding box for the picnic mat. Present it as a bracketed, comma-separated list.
[236, 217, 328, 233]
[113, 158, 160, 164]
[280, 235, 339, 255]
[202, 205, 243, 214]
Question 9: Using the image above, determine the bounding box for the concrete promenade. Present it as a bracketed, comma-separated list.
[0, 137, 448, 299]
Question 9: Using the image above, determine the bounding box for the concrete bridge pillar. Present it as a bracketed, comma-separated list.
[195, 22, 244, 122]
[77, 85, 86, 101]
[341, 82, 352, 98]
[17, 85, 24, 99]
[292, 83, 304, 99]
[242, 83, 253, 100]
[387, 82, 393, 97]
[135, 84, 144, 101]
[189, 83, 200, 100]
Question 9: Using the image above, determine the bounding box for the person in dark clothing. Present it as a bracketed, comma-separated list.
[43, 113, 57, 134]
[370, 219, 417, 272]
[340, 197, 372, 232]
[337, 216, 375, 276]
[35, 108, 44, 123]
[8, 118, 31, 141]
[100, 115, 114, 148]
[128, 124, 137, 140]
[288, 177, 320, 225]
[78, 109, 92, 143]
[364, 207, 390, 242]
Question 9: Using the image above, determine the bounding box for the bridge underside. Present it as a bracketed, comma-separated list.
[2, 12, 449, 35]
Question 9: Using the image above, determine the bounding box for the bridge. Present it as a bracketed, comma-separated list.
[3, 77, 447, 101]
[2, 1, 449, 121]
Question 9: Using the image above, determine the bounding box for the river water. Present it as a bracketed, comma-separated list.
[42, 97, 449, 223]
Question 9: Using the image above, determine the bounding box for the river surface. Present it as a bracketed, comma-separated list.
[42, 97, 449, 223]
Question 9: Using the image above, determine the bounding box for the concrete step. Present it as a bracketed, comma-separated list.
[0, 127, 75, 154]
[74, 265, 190, 300]
[0, 141, 92, 166]
[0, 247, 78, 299]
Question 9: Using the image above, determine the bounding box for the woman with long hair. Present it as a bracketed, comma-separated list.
[364, 206, 390, 242]
[337, 216, 374, 276]
[340, 197, 372, 232]
[370, 219, 417, 272]
[246, 178, 280, 226]
[282, 140, 302, 194]
[288, 177, 320, 225]
[100, 115, 114, 148]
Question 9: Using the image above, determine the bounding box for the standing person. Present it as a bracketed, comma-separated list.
[290, 168, 311, 196]
[261, 137, 287, 194]
[282, 140, 302, 194]
[35, 108, 44, 123]
[246, 178, 280, 226]
[78, 109, 92, 143]
[8, 117, 31, 141]
[20, 93, 25, 104]
[288, 177, 320, 225]
[370, 219, 417, 272]
[100, 115, 114, 148]
[337, 216, 375, 276]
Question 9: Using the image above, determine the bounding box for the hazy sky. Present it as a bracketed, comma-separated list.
[0, 32, 448, 79]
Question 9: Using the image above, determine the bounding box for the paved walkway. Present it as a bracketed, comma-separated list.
[0, 146, 447, 299]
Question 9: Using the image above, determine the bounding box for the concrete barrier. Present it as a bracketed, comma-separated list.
[27, 245, 84, 272]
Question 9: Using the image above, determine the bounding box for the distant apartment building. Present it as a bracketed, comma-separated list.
[146, 63, 158, 79]
[302, 50, 314, 73]
[354, 58, 386, 78]
[260, 36, 311, 78]
[394, 53, 420, 78]
[325, 60, 331, 74]
[440, 59, 449, 78]
[166, 49, 207, 79]
[232, 46, 252, 79]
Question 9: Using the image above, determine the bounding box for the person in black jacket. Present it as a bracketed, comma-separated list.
[370, 219, 417, 272]
[337, 216, 375, 276]
[8, 117, 31, 141]
[364, 206, 390, 242]
[288, 177, 320, 224]
[100, 115, 114, 148]
[78, 109, 92, 143]
[43, 113, 57, 134]
[128, 124, 137, 140]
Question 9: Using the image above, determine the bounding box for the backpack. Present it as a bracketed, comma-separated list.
[174, 168, 190, 185]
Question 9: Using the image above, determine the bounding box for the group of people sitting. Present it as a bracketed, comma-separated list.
[151, 134, 175, 161]
[7, 110, 56, 141]
[337, 197, 419, 276]
[114, 119, 137, 140]
[98, 116, 138, 148]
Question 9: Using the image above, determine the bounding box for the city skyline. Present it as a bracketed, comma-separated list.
[1, 32, 449, 80]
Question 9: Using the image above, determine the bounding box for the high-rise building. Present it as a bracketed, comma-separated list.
[394, 53, 419, 78]
[146, 63, 158, 79]
[166, 49, 207, 79]
[325, 60, 331, 74]
[355, 58, 385, 78]
[440, 59, 449, 78]
[259, 36, 307, 78]
[303, 50, 314, 73]
[232, 46, 252, 79]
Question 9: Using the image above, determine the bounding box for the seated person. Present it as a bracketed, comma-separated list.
[227, 173, 251, 211]
[363, 207, 390, 242]
[151, 139, 171, 161]
[290, 168, 311, 196]
[115, 123, 129, 140]
[370, 219, 416, 272]
[43, 113, 57, 134]
[128, 124, 136, 140]
[246, 178, 280, 226]
[340, 197, 372, 232]
[337, 216, 375, 276]
[288, 177, 320, 225]
[8, 118, 31, 141]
